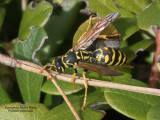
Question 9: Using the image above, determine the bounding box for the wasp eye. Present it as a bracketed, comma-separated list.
[57, 67, 62, 72]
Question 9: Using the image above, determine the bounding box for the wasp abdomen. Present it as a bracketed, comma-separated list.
[92, 47, 127, 66]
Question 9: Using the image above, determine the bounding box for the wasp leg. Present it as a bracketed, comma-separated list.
[39, 60, 55, 73]
[77, 14, 95, 43]
[72, 68, 77, 90]
[39, 63, 52, 73]
[95, 33, 121, 40]
[39, 65, 47, 73]
[48, 60, 55, 71]
[39, 64, 52, 80]
[86, 14, 95, 31]
[47, 75, 52, 80]
[39, 61, 55, 80]
[81, 69, 88, 111]
[105, 33, 120, 37]
[96, 35, 107, 39]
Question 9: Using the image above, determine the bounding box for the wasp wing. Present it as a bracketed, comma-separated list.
[77, 62, 123, 76]
[72, 13, 120, 51]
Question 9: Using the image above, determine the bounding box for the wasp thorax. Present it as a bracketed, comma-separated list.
[55, 57, 65, 73]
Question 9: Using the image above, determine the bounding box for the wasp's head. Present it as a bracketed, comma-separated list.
[54, 57, 65, 73]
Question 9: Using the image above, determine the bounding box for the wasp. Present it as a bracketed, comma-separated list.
[40, 13, 129, 111]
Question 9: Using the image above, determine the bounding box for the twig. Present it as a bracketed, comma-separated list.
[1, 54, 160, 96]
[45, 71, 81, 120]
[149, 26, 160, 88]
[21, 0, 27, 11]
[0, 53, 81, 120]
[1, 53, 160, 104]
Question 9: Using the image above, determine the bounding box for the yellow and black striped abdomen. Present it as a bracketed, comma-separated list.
[92, 47, 127, 66]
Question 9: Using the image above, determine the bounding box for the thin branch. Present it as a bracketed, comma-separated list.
[0, 53, 81, 120]
[149, 26, 160, 88]
[1, 53, 160, 96]
[1, 53, 160, 120]
[45, 70, 81, 120]
[21, 0, 27, 11]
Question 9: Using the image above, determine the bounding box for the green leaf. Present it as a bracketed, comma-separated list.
[42, 67, 84, 95]
[122, 40, 154, 63]
[0, 64, 12, 105]
[114, 18, 139, 41]
[43, 93, 53, 107]
[88, 0, 134, 18]
[0, 83, 11, 105]
[15, 70, 43, 103]
[18, 0, 53, 40]
[130, 39, 154, 53]
[88, 0, 139, 41]
[14, 27, 47, 103]
[0, 102, 48, 120]
[43, 94, 63, 108]
[121, 39, 154, 64]
[115, 0, 152, 14]
[53, 0, 64, 5]
[121, 39, 154, 63]
[121, 47, 136, 63]
[147, 104, 160, 120]
[145, 52, 154, 64]
[15, 26, 47, 61]
[104, 79, 160, 120]
[137, 1, 160, 30]
[88, 0, 112, 17]
[42, 87, 105, 120]
[40, 0, 82, 59]
[42, 80, 83, 95]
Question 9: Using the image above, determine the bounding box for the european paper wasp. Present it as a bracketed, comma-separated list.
[40, 13, 129, 111]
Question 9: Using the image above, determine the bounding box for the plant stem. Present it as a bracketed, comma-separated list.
[149, 26, 160, 88]
[1, 53, 160, 97]
[0, 53, 81, 120]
